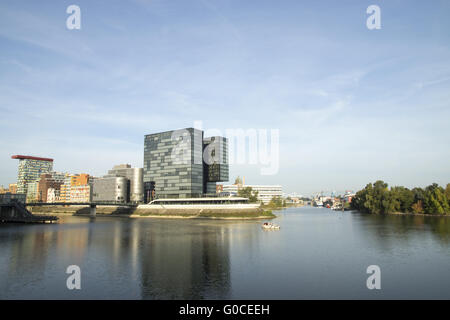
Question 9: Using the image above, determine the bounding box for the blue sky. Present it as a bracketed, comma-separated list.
[0, 0, 449, 195]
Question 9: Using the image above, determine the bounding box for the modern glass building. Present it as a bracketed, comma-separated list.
[143, 128, 229, 202]
[11, 155, 54, 196]
[203, 136, 229, 194]
[106, 164, 143, 203]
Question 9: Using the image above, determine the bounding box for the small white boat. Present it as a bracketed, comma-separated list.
[262, 222, 280, 230]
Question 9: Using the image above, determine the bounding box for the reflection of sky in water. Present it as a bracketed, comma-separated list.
[0, 207, 449, 299]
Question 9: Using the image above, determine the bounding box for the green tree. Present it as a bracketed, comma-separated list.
[351, 187, 368, 212]
[411, 200, 424, 214]
[381, 188, 400, 214]
[268, 196, 283, 208]
[445, 184, 450, 206]
[422, 184, 446, 214]
[412, 187, 426, 203]
[237, 187, 259, 203]
[390, 186, 414, 213]
[352, 181, 450, 215]
[360, 180, 389, 214]
[425, 187, 449, 215]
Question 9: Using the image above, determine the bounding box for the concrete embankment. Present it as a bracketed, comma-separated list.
[28, 205, 133, 216]
[132, 207, 275, 219]
[27, 205, 276, 219]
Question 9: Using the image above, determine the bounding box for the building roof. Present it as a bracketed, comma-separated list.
[144, 127, 197, 136]
[11, 155, 54, 162]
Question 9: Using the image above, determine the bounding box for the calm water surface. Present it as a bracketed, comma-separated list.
[1, 206, 450, 299]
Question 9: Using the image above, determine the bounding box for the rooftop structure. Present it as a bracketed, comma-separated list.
[11, 155, 54, 195]
[11, 155, 54, 162]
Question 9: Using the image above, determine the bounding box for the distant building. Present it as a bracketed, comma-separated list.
[26, 180, 40, 202]
[37, 172, 65, 202]
[11, 155, 53, 196]
[47, 188, 58, 203]
[0, 184, 18, 195]
[91, 176, 128, 203]
[106, 164, 143, 203]
[72, 173, 90, 186]
[60, 174, 72, 202]
[8, 184, 17, 194]
[143, 128, 229, 202]
[286, 197, 304, 205]
[342, 192, 355, 203]
[70, 184, 91, 203]
[60, 173, 91, 202]
[222, 184, 282, 205]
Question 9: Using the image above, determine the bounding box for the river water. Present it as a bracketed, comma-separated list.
[1, 206, 449, 299]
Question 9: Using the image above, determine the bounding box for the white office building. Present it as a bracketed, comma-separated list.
[222, 184, 282, 204]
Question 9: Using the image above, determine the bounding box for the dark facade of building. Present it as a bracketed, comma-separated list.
[0, 193, 26, 204]
[203, 136, 229, 194]
[143, 128, 229, 202]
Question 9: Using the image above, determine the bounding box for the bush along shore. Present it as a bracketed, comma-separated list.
[351, 180, 450, 215]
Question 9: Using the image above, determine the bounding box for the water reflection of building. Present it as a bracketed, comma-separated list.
[0, 219, 240, 299]
[138, 222, 231, 299]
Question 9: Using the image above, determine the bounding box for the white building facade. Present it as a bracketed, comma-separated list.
[222, 184, 282, 204]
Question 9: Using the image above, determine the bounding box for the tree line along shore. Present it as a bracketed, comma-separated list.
[351, 181, 450, 215]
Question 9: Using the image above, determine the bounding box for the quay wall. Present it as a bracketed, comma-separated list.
[26, 204, 274, 219]
[28, 205, 132, 215]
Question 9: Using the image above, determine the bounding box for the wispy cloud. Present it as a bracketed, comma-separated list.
[1, 0, 449, 194]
